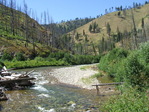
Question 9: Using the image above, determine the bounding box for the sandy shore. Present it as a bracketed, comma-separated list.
[49, 64, 99, 89]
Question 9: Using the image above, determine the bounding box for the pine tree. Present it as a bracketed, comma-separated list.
[141, 18, 144, 28]
[93, 22, 97, 33]
[117, 27, 121, 42]
[75, 32, 79, 40]
[89, 24, 92, 32]
[106, 23, 111, 37]
[83, 30, 85, 36]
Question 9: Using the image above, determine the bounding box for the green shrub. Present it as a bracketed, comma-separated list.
[91, 73, 103, 79]
[99, 48, 129, 77]
[0, 60, 5, 68]
[99, 43, 149, 112]
[138, 42, 149, 64]
[15, 52, 26, 61]
[1, 52, 13, 61]
[101, 88, 149, 112]
[1, 50, 100, 68]
[124, 53, 147, 89]
[49, 51, 66, 60]
[4, 59, 69, 69]
[63, 54, 100, 65]
[34, 57, 45, 61]
[115, 42, 149, 90]
[98, 45, 149, 89]
[115, 59, 126, 82]
[63, 53, 74, 64]
[46, 56, 57, 62]
[93, 55, 101, 63]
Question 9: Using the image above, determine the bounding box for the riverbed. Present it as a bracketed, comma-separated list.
[0, 65, 101, 112]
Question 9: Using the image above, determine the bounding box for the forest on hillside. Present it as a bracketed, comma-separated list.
[0, 0, 149, 67]
[0, 0, 101, 68]
[44, 17, 95, 36]
[0, 0, 149, 56]
[66, 1, 149, 56]
[0, 0, 96, 56]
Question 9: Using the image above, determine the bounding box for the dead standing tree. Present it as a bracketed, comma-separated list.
[131, 9, 138, 49]
[9, 0, 16, 36]
[23, 0, 29, 47]
[141, 18, 147, 42]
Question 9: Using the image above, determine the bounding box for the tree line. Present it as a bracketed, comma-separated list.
[0, 0, 57, 58]
[0, 0, 149, 57]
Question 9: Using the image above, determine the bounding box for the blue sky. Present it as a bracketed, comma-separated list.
[14, 0, 147, 23]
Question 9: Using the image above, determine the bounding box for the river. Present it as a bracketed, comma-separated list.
[0, 66, 100, 112]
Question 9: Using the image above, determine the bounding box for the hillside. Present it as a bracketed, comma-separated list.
[43, 17, 94, 38]
[0, 3, 53, 58]
[1, 1, 149, 56]
[68, 4, 149, 48]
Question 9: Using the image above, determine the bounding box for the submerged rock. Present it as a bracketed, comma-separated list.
[48, 108, 56, 112]
[0, 88, 8, 101]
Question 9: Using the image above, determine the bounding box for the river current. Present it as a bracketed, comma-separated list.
[0, 67, 100, 112]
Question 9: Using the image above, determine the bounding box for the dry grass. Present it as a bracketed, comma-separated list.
[70, 4, 149, 44]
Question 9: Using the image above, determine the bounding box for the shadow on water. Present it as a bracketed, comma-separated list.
[0, 104, 3, 111]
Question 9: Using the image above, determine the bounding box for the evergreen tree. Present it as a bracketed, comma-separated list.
[75, 32, 79, 40]
[93, 22, 97, 33]
[141, 18, 144, 29]
[89, 24, 92, 32]
[118, 11, 121, 17]
[83, 30, 85, 36]
[91, 42, 97, 55]
[117, 27, 122, 42]
[106, 22, 111, 37]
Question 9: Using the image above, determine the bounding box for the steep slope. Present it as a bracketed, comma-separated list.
[70, 4, 149, 44]
[0, 3, 52, 57]
[43, 17, 94, 38]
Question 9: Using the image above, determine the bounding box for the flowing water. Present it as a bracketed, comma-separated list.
[0, 67, 100, 112]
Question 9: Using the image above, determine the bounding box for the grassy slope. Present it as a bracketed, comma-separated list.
[0, 37, 51, 57]
[1, 4, 149, 55]
[0, 4, 52, 55]
[70, 4, 149, 44]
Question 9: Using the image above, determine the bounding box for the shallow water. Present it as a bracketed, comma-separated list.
[98, 75, 114, 83]
[0, 66, 100, 112]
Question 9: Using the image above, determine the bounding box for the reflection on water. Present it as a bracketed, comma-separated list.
[0, 67, 100, 112]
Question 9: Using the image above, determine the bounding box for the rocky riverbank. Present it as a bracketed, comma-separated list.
[49, 64, 99, 89]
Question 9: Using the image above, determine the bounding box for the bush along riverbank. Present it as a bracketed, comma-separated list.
[98, 42, 149, 112]
[0, 51, 101, 69]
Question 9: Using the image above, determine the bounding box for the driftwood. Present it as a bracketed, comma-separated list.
[26, 70, 35, 75]
[0, 66, 36, 101]
[0, 77, 35, 84]
[0, 77, 35, 88]
[92, 82, 124, 95]
[92, 82, 124, 86]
